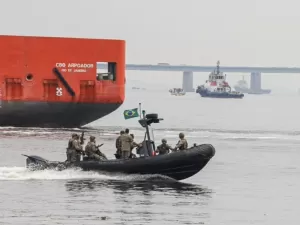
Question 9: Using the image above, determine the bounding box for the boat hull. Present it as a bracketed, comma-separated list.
[234, 87, 271, 95]
[24, 144, 215, 181]
[0, 101, 121, 127]
[196, 89, 244, 99]
[171, 93, 186, 96]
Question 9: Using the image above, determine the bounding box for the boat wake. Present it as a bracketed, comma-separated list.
[0, 167, 211, 196]
[0, 166, 176, 182]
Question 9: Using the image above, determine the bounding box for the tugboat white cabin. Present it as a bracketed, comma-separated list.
[203, 61, 231, 93]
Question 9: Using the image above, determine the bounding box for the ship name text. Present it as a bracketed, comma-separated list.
[55, 62, 94, 73]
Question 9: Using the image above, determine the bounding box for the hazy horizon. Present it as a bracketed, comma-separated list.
[1, 0, 300, 92]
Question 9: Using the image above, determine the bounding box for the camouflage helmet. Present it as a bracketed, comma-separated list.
[72, 133, 77, 138]
[179, 133, 184, 138]
[162, 138, 167, 143]
[90, 136, 96, 141]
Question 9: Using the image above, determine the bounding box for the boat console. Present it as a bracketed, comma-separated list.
[137, 112, 163, 157]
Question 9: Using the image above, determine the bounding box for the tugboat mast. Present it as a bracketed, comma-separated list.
[216, 60, 220, 74]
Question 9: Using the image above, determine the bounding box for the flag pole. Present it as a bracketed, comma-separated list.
[139, 103, 142, 119]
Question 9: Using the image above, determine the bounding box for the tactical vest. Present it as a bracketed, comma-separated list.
[179, 139, 188, 150]
[67, 138, 73, 150]
[85, 142, 94, 156]
[158, 144, 170, 154]
[115, 136, 122, 149]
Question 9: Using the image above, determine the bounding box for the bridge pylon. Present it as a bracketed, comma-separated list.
[182, 71, 194, 92]
[250, 72, 261, 90]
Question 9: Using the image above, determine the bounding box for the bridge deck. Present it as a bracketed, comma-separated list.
[97, 63, 300, 73]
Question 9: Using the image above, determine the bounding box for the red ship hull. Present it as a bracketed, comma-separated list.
[0, 35, 125, 128]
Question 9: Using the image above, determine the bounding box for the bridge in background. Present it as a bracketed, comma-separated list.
[97, 63, 300, 92]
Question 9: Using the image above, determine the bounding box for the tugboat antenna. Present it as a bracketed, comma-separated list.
[216, 60, 220, 74]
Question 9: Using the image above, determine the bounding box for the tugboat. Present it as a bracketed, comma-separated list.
[169, 88, 186, 96]
[196, 61, 244, 99]
[234, 76, 248, 92]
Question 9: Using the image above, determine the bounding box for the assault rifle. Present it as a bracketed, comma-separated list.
[95, 143, 107, 160]
[75, 131, 86, 156]
[96, 143, 104, 149]
[79, 131, 85, 145]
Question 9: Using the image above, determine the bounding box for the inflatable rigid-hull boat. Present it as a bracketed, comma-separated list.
[23, 144, 215, 181]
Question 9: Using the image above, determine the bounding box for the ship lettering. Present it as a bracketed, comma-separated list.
[56, 63, 66, 68]
[68, 63, 94, 68]
[74, 69, 87, 72]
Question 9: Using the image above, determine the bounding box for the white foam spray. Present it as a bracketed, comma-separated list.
[0, 166, 174, 181]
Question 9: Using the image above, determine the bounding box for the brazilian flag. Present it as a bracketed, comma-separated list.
[123, 108, 139, 120]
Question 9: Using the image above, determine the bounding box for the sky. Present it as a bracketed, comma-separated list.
[1, 0, 300, 92]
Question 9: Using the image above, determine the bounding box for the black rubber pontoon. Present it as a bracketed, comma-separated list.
[23, 111, 216, 181]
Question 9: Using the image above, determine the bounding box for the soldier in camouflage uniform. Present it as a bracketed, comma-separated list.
[129, 134, 141, 158]
[71, 135, 83, 163]
[174, 133, 188, 151]
[85, 136, 102, 161]
[120, 128, 133, 159]
[115, 130, 124, 159]
[156, 138, 173, 155]
[66, 133, 77, 162]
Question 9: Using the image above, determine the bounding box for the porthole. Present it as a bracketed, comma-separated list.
[26, 74, 33, 81]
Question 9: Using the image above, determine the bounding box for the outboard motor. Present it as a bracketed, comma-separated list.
[24, 154, 67, 171]
[24, 155, 49, 170]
